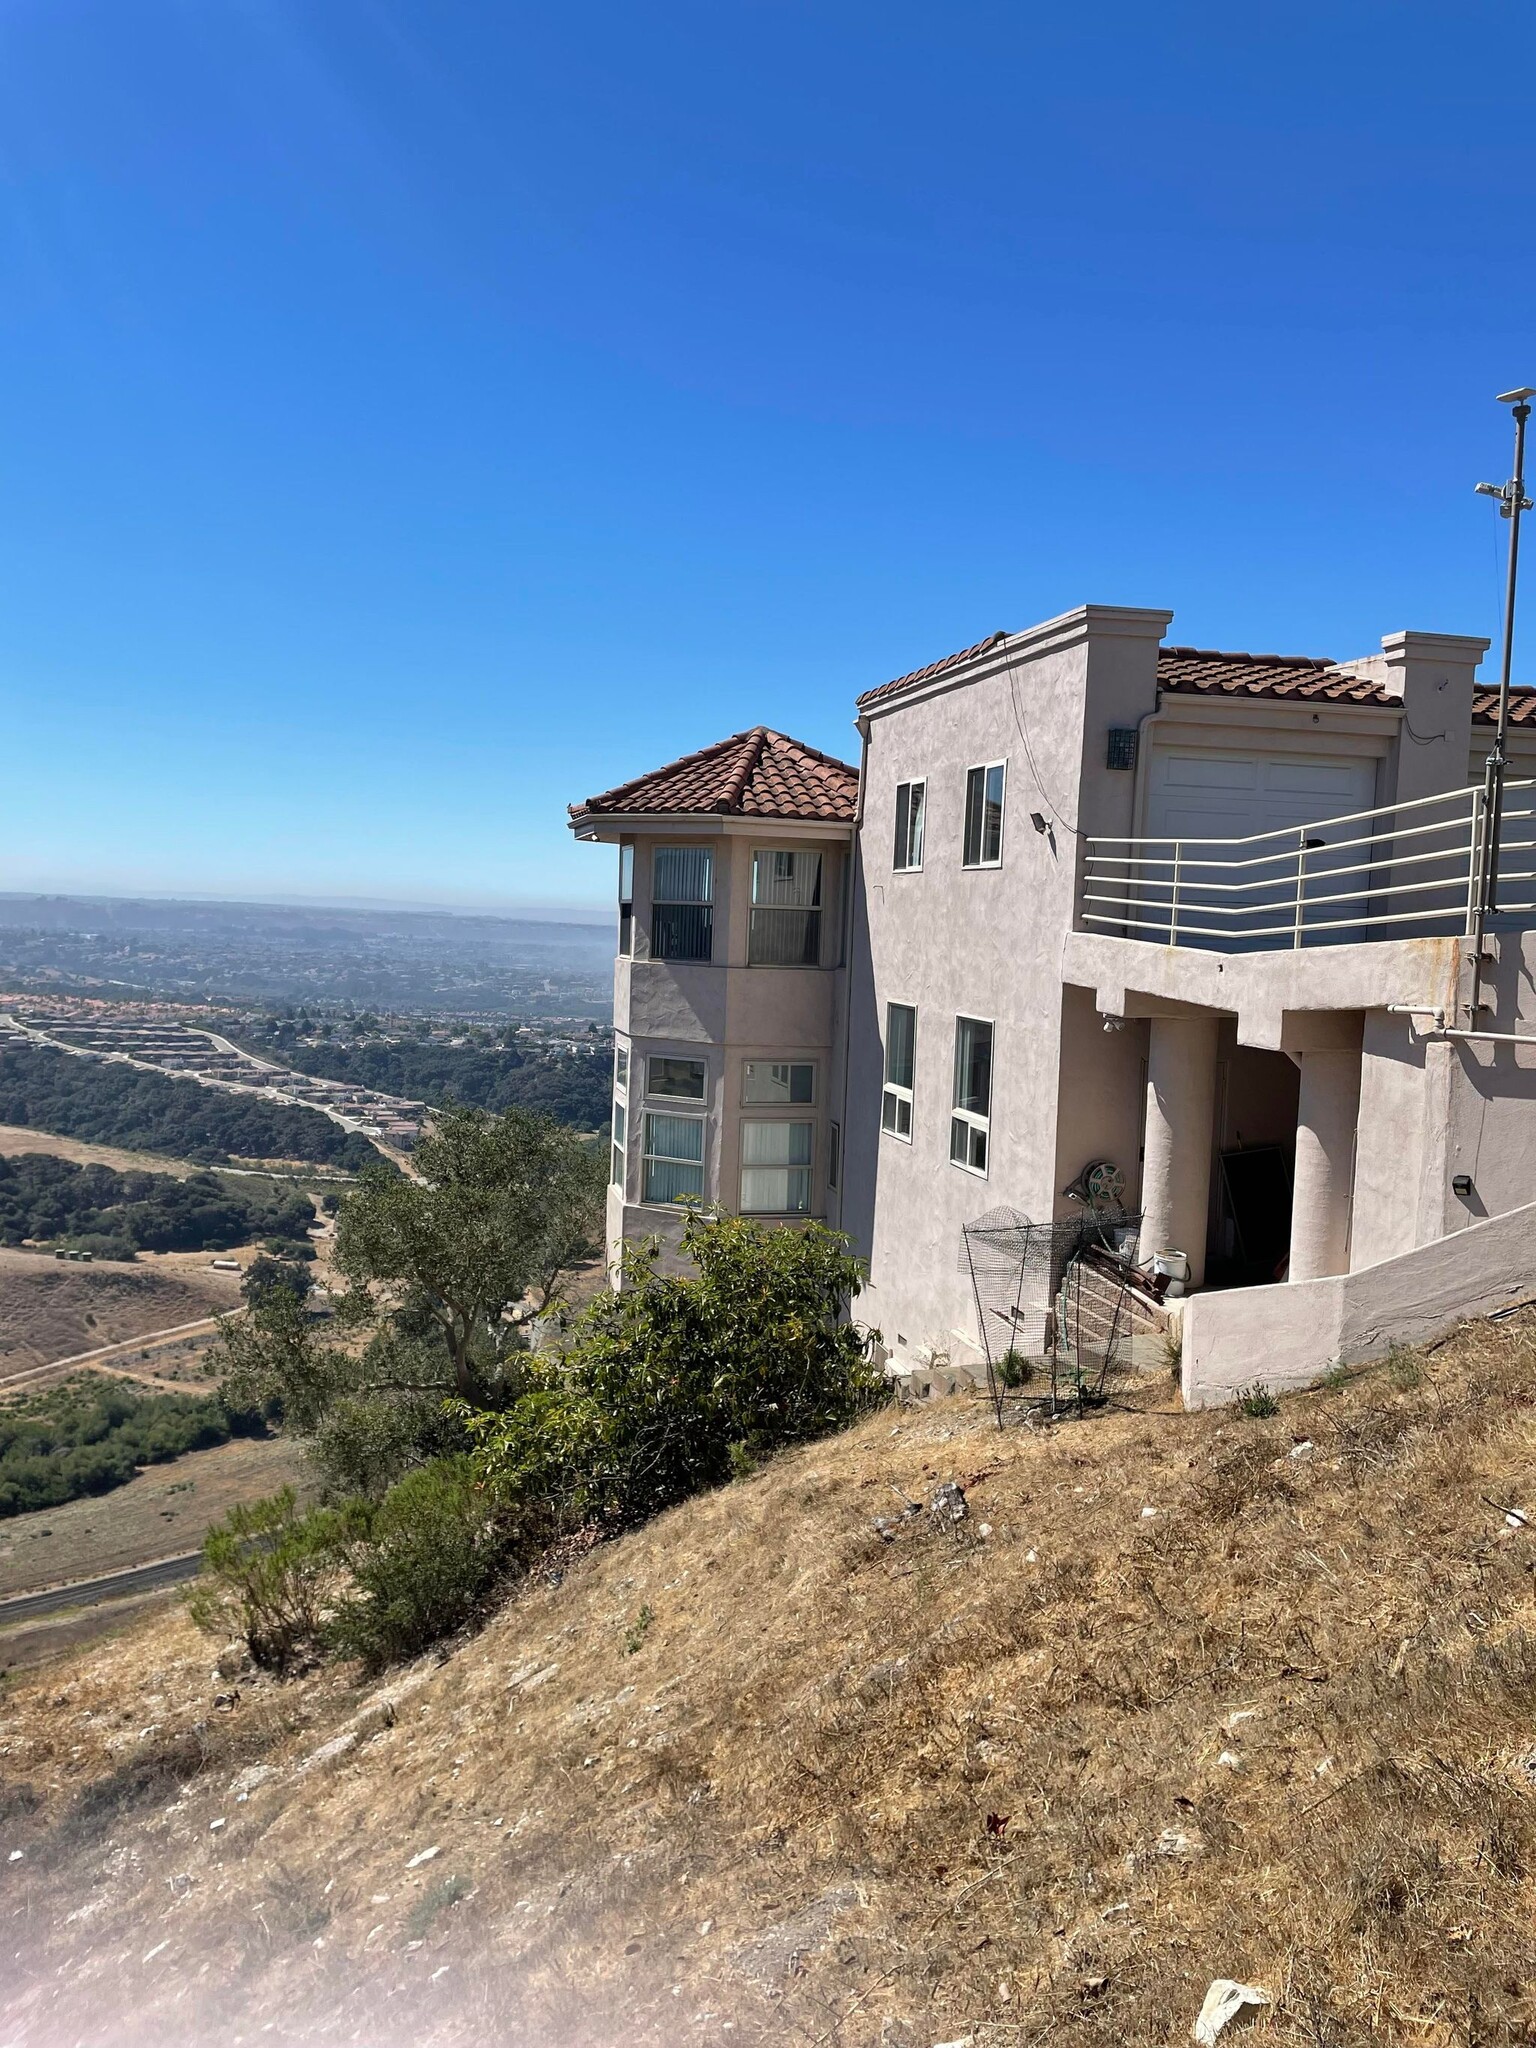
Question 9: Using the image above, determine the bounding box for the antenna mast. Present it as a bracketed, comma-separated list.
[1474, 387, 1535, 931]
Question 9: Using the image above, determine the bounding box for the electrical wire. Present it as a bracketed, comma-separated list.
[1006, 662, 1079, 837]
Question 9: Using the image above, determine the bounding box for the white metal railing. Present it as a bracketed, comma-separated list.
[1081, 778, 1536, 950]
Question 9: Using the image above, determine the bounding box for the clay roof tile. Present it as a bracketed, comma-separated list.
[570, 727, 858, 826]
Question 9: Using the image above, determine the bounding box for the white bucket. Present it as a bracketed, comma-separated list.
[1151, 1248, 1190, 1298]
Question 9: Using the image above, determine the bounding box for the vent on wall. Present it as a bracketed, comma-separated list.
[1106, 727, 1139, 772]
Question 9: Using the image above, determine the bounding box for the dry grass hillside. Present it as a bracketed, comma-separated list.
[0, 1248, 240, 1379]
[3, 1319, 1536, 2047]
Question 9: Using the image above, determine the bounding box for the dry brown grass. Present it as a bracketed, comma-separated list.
[3, 1317, 1536, 2047]
[0, 1247, 240, 1380]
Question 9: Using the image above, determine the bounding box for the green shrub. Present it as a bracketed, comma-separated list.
[324, 1457, 507, 1671]
[996, 1348, 1032, 1389]
[241, 1254, 313, 1309]
[0, 1378, 269, 1518]
[467, 1210, 886, 1535]
[1237, 1382, 1281, 1418]
[188, 1485, 367, 1672]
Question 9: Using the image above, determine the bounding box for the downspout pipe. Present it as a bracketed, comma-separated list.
[832, 715, 871, 1233]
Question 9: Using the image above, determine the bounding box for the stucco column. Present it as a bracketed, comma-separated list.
[1140, 1016, 1219, 1288]
[1289, 1047, 1361, 1282]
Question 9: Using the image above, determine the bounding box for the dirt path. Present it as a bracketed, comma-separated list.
[0, 1312, 236, 1392]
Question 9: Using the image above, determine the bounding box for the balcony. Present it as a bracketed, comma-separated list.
[1081, 780, 1536, 952]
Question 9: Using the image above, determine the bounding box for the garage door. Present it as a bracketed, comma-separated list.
[1145, 750, 1380, 947]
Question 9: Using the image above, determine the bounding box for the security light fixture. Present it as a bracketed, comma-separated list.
[1452, 1173, 1474, 1199]
[1029, 810, 1048, 834]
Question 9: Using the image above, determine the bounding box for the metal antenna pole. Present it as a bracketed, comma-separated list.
[1476, 388, 1535, 925]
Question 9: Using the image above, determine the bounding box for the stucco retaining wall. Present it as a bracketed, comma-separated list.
[1181, 1200, 1536, 1406]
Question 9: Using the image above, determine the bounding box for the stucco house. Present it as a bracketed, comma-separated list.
[570, 605, 1536, 1405]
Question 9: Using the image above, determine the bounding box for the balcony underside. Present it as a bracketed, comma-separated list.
[1062, 929, 1462, 1051]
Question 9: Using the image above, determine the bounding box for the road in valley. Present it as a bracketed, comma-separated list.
[0, 1552, 203, 1625]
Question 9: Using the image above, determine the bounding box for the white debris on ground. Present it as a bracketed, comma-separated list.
[1192, 1978, 1270, 2043]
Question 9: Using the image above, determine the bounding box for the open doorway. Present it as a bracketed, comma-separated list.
[1206, 1032, 1299, 1287]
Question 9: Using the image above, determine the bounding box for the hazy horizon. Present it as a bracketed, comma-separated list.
[0, 885, 613, 927]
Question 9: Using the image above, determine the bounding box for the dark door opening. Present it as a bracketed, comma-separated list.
[1213, 1144, 1293, 1285]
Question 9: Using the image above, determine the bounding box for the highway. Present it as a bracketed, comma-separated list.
[0, 1551, 203, 1626]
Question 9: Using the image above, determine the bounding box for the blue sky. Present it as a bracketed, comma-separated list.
[1, 1, 1532, 915]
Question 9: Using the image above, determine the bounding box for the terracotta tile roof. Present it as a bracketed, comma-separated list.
[1473, 687, 1536, 724]
[1156, 646, 1393, 704]
[855, 631, 1010, 711]
[570, 727, 859, 826]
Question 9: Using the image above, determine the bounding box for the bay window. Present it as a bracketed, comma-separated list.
[647, 1055, 706, 1100]
[642, 1113, 705, 1204]
[740, 1119, 813, 1214]
[749, 848, 822, 966]
[742, 1060, 814, 1104]
[652, 845, 713, 961]
[618, 844, 634, 956]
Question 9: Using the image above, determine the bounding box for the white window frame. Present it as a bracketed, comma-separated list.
[611, 1097, 626, 1190]
[741, 1060, 816, 1106]
[893, 779, 926, 873]
[881, 1001, 915, 1143]
[738, 1118, 815, 1216]
[962, 760, 1007, 870]
[614, 1042, 630, 1095]
[641, 1111, 706, 1206]
[950, 1013, 993, 1177]
[646, 1055, 707, 1102]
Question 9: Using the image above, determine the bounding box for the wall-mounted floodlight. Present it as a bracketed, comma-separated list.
[1029, 811, 1048, 834]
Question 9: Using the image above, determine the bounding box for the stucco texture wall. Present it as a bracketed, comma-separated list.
[841, 609, 1167, 1368]
[1182, 1198, 1536, 1406]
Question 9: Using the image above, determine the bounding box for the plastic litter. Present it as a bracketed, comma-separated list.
[1193, 1979, 1270, 2044]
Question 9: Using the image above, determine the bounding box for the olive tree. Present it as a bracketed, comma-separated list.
[332, 1107, 605, 1400]
[210, 1105, 605, 1495]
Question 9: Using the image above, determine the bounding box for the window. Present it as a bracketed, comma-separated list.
[647, 1055, 706, 1100]
[614, 1042, 629, 1093]
[611, 1099, 626, 1189]
[962, 762, 1006, 868]
[618, 845, 634, 956]
[749, 849, 822, 966]
[950, 1016, 992, 1174]
[740, 1120, 813, 1214]
[828, 1118, 841, 1191]
[652, 845, 713, 961]
[881, 1002, 915, 1140]
[893, 780, 926, 872]
[642, 1113, 705, 1204]
[742, 1060, 814, 1105]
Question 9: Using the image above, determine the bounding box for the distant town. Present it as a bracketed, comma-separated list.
[0, 996, 614, 1156]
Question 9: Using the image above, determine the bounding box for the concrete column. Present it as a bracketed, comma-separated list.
[1289, 1047, 1361, 1282]
[1140, 1015, 1219, 1288]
